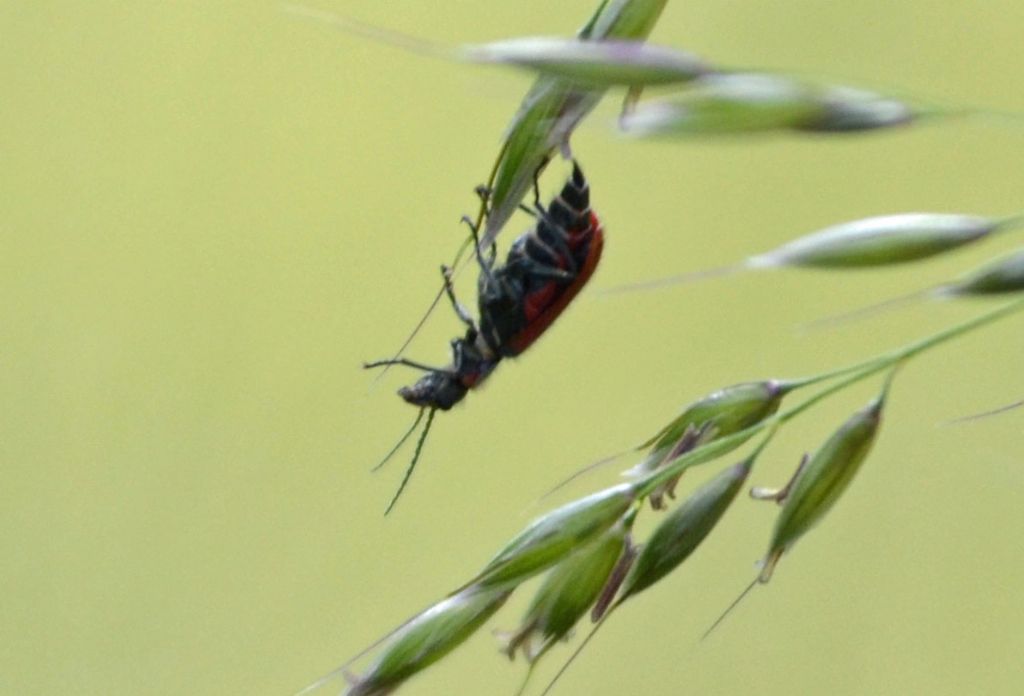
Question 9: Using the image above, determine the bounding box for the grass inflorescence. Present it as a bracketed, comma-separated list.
[307, 294, 1024, 695]
[291, 0, 1024, 693]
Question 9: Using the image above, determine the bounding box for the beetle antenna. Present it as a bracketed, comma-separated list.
[363, 357, 444, 373]
[384, 408, 437, 515]
[368, 241, 470, 386]
[371, 146, 505, 386]
[372, 409, 425, 473]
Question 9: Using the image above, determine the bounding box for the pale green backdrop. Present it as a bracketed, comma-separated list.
[3, 2, 1023, 694]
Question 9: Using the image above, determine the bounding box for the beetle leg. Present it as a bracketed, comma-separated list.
[474, 184, 537, 218]
[473, 184, 490, 205]
[515, 256, 575, 283]
[546, 222, 578, 275]
[522, 221, 576, 276]
[440, 264, 479, 333]
[531, 156, 550, 214]
[460, 214, 497, 277]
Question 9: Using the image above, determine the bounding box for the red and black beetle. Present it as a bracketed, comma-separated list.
[365, 161, 604, 513]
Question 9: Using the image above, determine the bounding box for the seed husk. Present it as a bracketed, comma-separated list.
[798, 234, 1024, 330]
[535, 454, 759, 694]
[628, 380, 792, 505]
[460, 37, 709, 86]
[609, 213, 1024, 295]
[483, 0, 668, 248]
[800, 84, 915, 132]
[619, 72, 915, 138]
[621, 73, 822, 136]
[464, 483, 638, 591]
[347, 586, 512, 696]
[702, 392, 887, 641]
[638, 381, 792, 453]
[619, 456, 754, 602]
[498, 510, 637, 663]
[940, 247, 1024, 296]
[759, 393, 885, 582]
[747, 214, 1005, 269]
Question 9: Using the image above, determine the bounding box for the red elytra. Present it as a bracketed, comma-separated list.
[508, 210, 604, 355]
[478, 161, 601, 358]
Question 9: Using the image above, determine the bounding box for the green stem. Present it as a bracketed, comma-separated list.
[776, 358, 883, 392]
[636, 296, 1024, 499]
[872, 294, 1024, 363]
[786, 293, 1024, 391]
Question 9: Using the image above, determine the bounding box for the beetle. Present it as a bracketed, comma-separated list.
[478, 161, 603, 357]
[365, 161, 604, 513]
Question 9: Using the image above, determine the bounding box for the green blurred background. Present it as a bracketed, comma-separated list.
[3, 1, 1023, 694]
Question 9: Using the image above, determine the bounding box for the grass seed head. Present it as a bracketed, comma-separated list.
[347, 586, 512, 696]
[460, 38, 708, 87]
[466, 484, 638, 591]
[498, 510, 637, 663]
[800, 84, 915, 132]
[483, 0, 667, 247]
[640, 380, 789, 455]
[620, 73, 824, 136]
[629, 380, 787, 502]
[943, 248, 1024, 296]
[619, 73, 915, 138]
[760, 394, 885, 583]
[618, 456, 754, 602]
[580, 0, 669, 40]
[747, 214, 1001, 269]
